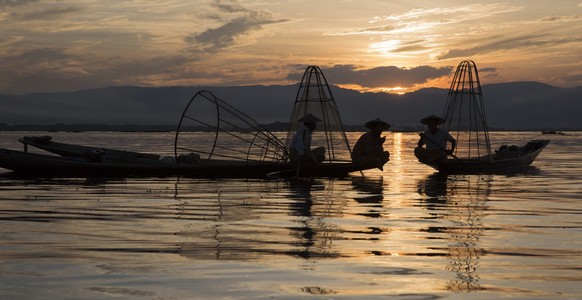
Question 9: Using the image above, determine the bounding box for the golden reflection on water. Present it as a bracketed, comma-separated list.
[390, 132, 404, 195]
[392, 132, 403, 163]
[0, 131, 581, 299]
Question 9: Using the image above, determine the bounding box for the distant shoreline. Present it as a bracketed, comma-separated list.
[0, 123, 578, 132]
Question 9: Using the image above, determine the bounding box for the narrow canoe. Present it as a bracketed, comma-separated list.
[418, 140, 550, 174]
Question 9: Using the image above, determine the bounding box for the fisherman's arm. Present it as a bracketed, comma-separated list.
[417, 133, 426, 148]
[447, 137, 456, 155]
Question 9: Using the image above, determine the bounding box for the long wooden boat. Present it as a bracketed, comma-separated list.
[417, 139, 549, 174]
[19, 136, 161, 163]
[541, 130, 565, 135]
[0, 147, 287, 177]
[0, 146, 374, 178]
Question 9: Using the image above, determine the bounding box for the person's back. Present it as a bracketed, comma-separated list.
[351, 118, 390, 170]
[352, 131, 384, 158]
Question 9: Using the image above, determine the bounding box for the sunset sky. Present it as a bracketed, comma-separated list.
[1, 0, 581, 94]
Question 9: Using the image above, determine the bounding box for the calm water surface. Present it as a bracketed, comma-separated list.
[0, 131, 580, 299]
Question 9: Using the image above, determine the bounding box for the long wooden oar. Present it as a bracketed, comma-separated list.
[418, 132, 481, 174]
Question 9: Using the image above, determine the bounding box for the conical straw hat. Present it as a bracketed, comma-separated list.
[365, 118, 391, 131]
[298, 113, 322, 123]
[420, 114, 445, 125]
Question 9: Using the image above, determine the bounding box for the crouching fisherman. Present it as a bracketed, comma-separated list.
[351, 118, 391, 170]
[289, 113, 325, 171]
[414, 114, 456, 163]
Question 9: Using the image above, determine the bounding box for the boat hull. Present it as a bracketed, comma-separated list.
[0, 148, 287, 177]
[0, 148, 376, 178]
[419, 140, 550, 174]
[19, 136, 161, 163]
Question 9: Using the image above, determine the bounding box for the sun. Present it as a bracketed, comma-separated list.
[336, 83, 410, 95]
[368, 40, 401, 55]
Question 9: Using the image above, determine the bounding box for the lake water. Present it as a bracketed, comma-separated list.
[0, 131, 580, 299]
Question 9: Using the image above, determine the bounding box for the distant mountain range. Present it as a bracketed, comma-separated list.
[0, 82, 580, 130]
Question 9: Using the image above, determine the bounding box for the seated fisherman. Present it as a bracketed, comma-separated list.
[289, 113, 325, 166]
[351, 118, 391, 170]
[414, 114, 456, 162]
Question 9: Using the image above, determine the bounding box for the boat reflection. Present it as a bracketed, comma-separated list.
[417, 173, 448, 207]
[417, 174, 491, 292]
[286, 178, 341, 263]
[174, 178, 345, 263]
[351, 176, 384, 218]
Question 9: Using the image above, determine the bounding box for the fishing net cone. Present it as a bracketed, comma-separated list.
[285, 66, 351, 162]
[174, 90, 288, 164]
[442, 60, 492, 160]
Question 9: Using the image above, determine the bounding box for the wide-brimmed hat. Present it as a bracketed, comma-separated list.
[365, 118, 391, 131]
[420, 114, 445, 125]
[298, 113, 322, 123]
